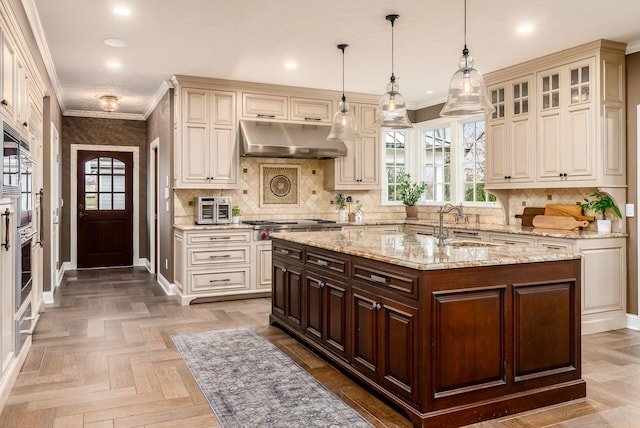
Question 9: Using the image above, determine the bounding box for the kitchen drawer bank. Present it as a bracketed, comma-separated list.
[270, 230, 585, 428]
[404, 221, 627, 334]
[173, 225, 271, 304]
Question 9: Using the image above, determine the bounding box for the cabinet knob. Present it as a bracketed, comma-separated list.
[372, 302, 382, 310]
[319, 281, 325, 288]
[281, 267, 287, 273]
[0, 99, 7, 106]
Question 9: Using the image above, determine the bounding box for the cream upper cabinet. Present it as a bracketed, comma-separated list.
[324, 102, 380, 190]
[242, 92, 288, 120]
[0, 28, 17, 122]
[537, 58, 597, 183]
[484, 40, 626, 189]
[175, 87, 238, 189]
[289, 97, 333, 123]
[486, 75, 535, 187]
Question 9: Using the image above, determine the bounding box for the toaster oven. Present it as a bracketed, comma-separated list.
[195, 196, 232, 224]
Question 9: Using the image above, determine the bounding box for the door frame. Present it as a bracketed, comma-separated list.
[70, 144, 140, 269]
[148, 138, 159, 274]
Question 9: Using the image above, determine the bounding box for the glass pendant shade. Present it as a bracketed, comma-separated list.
[377, 78, 412, 129]
[327, 98, 359, 142]
[328, 44, 360, 143]
[440, 53, 495, 116]
[376, 14, 412, 129]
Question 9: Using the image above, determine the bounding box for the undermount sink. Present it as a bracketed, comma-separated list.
[448, 240, 499, 247]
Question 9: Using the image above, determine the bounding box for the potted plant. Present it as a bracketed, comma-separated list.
[231, 205, 242, 224]
[398, 173, 427, 219]
[581, 192, 622, 233]
[335, 193, 347, 222]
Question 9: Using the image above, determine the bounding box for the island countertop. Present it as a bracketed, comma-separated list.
[269, 229, 582, 271]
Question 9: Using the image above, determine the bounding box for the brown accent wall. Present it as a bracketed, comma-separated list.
[146, 90, 174, 281]
[627, 52, 640, 315]
[410, 103, 445, 123]
[61, 117, 148, 265]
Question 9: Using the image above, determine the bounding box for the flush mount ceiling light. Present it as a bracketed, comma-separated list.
[327, 44, 360, 143]
[376, 14, 412, 129]
[440, 0, 495, 117]
[97, 95, 122, 112]
[104, 38, 128, 48]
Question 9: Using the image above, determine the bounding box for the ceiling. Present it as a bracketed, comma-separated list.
[28, 0, 640, 120]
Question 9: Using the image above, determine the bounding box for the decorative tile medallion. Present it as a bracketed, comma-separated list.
[260, 164, 300, 206]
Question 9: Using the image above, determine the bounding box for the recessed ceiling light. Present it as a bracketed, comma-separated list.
[104, 38, 128, 48]
[425, 90, 434, 95]
[284, 62, 297, 70]
[113, 6, 131, 15]
[107, 61, 121, 69]
[517, 24, 534, 34]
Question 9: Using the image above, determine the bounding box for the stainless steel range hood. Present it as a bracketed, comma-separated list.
[239, 120, 347, 159]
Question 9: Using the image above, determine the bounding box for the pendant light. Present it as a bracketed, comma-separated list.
[376, 14, 412, 129]
[327, 44, 360, 142]
[440, 0, 495, 117]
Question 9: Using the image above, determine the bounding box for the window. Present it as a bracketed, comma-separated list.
[84, 157, 126, 210]
[385, 130, 406, 202]
[384, 116, 495, 205]
[423, 126, 451, 202]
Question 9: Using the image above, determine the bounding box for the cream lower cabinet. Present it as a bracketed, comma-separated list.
[486, 231, 626, 334]
[255, 242, 272, 290]
[174, 85, 239, 189]
[174, 228, 260, 305]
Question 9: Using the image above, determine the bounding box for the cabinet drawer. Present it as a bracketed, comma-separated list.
[352, 261, 418, 298]
[188, 246, 250, 267]
[489, 234, 534, 247]
[537, 238, 574, 251]
[242, 93, 288, 119]
[187, 231, 251, 245]
[190, 268, 250, 293]
[272, 241, 303, 261]
[305, 249, 349, 275]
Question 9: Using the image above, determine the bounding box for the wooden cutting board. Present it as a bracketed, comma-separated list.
[515, 207, 545, 227]
[544, 204, 595, 221]
[532, 215, 589, 230]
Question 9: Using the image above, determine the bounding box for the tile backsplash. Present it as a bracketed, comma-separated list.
[173, 159, 601, 229]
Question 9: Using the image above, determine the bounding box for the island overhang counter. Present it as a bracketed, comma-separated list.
[269, 230, 586, 427]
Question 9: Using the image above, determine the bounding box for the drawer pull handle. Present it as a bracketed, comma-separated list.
[257, 114, 276, 118]
[209, 279, 231, 283]
[316, 259, 328, 266]
[504, 241, 517, 245]
[370, 274, 387, 284]
[281, 249, 290, 255]
[209, 236, 231, 240]
[546, 246, 562, 250]
[210, 255, 231, 259]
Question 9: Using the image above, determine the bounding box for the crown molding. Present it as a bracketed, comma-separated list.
[64, 109, 146, 121]
[21, 0, 66, 110]
[143, 79, 173, 119]
[627, 40, 640, 55]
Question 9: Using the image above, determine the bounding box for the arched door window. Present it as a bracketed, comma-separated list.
[84, 157, 126, 210]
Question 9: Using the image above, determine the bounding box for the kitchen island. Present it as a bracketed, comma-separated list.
[269, 229, 586, 427]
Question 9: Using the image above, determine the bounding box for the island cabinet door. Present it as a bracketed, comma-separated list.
[272, 257, 303, 330]
[303, 269, 349, 360]
[351, 286, 419, 404]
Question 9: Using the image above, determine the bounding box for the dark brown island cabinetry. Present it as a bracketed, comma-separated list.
[269, 236, 586, 428]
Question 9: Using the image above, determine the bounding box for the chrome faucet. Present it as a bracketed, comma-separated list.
[436, 203, 464, 246]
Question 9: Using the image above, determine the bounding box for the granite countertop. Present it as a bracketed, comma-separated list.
[270, 229, 582, 271]
[174, 224, 253, 231]
[404, 220, 627, 239]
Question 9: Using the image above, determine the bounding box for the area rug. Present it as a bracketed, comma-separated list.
[172, 328, 373, 428]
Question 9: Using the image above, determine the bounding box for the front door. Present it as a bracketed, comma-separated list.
[77, 151, 133, 268]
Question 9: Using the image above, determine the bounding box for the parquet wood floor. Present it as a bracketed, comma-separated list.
[1, 267, 639, 427]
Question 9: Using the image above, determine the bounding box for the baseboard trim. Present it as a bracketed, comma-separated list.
[42, 291, 54, 305]
[626, 314, 640, 331]
[0, 336, 31, 411]
[135, 257, 149, 268]
[157, 273, 175, 296]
